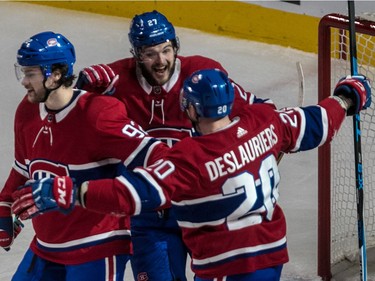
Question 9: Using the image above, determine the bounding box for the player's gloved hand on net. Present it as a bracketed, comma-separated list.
[333, 75, 371, 116]
[11, 176, 77, 220]
[0, 203, 24, 251]
[75, 64, 119, 95]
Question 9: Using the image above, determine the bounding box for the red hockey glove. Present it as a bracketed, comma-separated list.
[75, 64, 119, 95]
[0, 203, 23, 251]
[12, 176, 77, 220]
[333, 75, 371, 116]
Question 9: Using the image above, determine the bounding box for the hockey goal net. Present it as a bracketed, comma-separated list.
[318, 13, 375, 280]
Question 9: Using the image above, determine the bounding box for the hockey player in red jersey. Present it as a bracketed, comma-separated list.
[0, 31, 167, 280]
[75, 10, 274, 281]
[12, 69, 371, 280]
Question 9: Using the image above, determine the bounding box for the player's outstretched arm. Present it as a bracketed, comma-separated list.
[10, 167, 171, 219]
[333, 75, 371, 115]
[75, 64, 119, 95]
[11, 177, 77, 220]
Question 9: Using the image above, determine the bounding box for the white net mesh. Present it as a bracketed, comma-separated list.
[329, 17, 375, 266]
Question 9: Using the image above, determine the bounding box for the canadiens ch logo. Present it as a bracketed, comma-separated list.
[147, 127, 193, 147]
[137, 272, 149, 281]
[191, 74, 201, 83]
[28, 159, 69, 180]
[47, 38, 58, 47]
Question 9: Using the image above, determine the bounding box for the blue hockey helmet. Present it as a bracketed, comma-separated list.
[181, 69, 235, 118]
[16, 31, 76, 78]
[128, 10, 178, 51]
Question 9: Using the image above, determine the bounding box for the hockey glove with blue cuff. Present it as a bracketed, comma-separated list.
[333, 75, 371, 116]
[0, 202, 23, 251]
[75, 64, 119, 95]
[12, 176, 77, 220]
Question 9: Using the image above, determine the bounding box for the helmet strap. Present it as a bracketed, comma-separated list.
[130, 48, 140, 60]
[173, 38, 180, 54]
[191, 120, 202, 136]
[185, 105, 202, 136]
[41, 78, 63, 103]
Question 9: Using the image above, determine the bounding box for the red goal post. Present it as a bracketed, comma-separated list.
[318, 13, 375, 280]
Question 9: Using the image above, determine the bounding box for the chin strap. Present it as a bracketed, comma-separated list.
[41, 78, 63, 102]
[185, 109, 201, 136]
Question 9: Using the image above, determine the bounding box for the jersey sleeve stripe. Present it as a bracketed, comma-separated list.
[133, 168, 167, 207]
[13, 160, 29, 178]
[290, 107, 306, 152]
[117, 175, 142, 215]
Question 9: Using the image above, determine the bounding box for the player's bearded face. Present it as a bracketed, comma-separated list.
[17, 66, 49, 103]
[138, 42, 176, 86]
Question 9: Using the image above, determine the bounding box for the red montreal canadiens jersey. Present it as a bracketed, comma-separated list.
[85, 98, 346, 278]
[0, 90, 166, 264]
[85, 55, 274, 229]
[104, 55, 273, 145]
